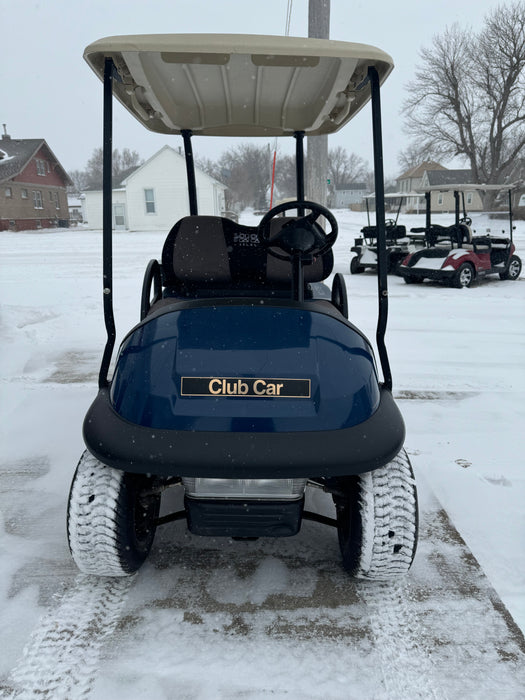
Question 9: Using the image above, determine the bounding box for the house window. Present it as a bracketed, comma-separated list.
[36, 159, 46, 176]
[33, 190, 43, 209]
[5, 186, 12, 197]
[21, 189, 28, 198]
[466, 192, 473, 205]
[54, 192, 60, 209]
[437, 193, 444, 205]
[144, 188, 156, 214]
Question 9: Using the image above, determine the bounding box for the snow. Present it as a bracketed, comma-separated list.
[0, 209, 524, 698]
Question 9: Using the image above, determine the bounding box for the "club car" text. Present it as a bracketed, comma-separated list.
[209, 378, 284, 396]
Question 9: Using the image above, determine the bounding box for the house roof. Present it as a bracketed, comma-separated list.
[424, 169, 473, 187]
[84, 33, 394, 137]
[336, 182, 367, 191]
[0, 137, 44, 182]
[398, 161, 445, 180]
[82, 145, 226, 193]
[0, 136, 72, 186]
[82, 165, 142, 191]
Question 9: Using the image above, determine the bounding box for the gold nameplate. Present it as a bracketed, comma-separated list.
[181, 377, 311, 398]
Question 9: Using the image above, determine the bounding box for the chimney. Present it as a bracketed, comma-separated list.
[2, 124, 11, 141]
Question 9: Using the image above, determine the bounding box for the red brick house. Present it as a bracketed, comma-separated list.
[0, 131, 72, 231]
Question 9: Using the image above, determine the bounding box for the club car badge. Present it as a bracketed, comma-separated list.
[181, 377, 311, 398]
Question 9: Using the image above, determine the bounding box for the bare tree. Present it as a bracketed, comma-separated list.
[397, 143, 440, 174]
[67, 169, 90, 195]
[115, 147, 143, 174]
[328, 146, 368, 187]
[274, 154, 296, 200]
[216, 144, 272, 210]
[194, 156, 221, 181]
[402, 1, 525, 203]
[83, 147, 144, 188]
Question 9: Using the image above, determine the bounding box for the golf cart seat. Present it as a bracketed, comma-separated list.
[426, 223, 472, 248]
[361, 224, 407, 241]
[467, 235, 491, 252]
[160, 214, 333, 299]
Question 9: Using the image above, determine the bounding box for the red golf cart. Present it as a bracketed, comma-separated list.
[398, 185, 522, 288]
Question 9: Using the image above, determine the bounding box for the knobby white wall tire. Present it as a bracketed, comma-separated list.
[67, 450, 160, 576]
[336, 448, 418, 579]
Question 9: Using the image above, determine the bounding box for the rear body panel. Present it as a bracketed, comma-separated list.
[83, 301, 405, 479]
[110, 304, 380, 432]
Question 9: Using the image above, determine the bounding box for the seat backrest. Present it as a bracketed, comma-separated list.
[458, 223, 472, 245]
[161, 215, 333, 296]
[162, 216, 231, 287]
[361, 224, 407, 242]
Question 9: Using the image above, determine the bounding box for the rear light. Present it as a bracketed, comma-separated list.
[181, 477, 307, 500]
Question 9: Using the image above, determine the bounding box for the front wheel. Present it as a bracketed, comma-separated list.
[499, 255, 522, 281]
[67, 451, 161, 576]
[334, 449, 418, 579]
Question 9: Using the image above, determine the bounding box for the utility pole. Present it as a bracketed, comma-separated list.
[307, 0, 330, 206]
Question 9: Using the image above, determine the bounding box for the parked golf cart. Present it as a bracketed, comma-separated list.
[350, 193, 424, 274]
[67, 34, 418, 580]
[398, 185, 521, 287]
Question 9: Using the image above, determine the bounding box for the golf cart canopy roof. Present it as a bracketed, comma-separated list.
[425, 183, 517, 193]
[84, 33, 394, 136]
[365, 192, 421, 199]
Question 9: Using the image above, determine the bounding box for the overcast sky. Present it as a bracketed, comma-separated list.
[1, 0, 506, 178]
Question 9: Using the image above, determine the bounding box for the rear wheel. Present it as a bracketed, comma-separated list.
[350, 256, 365, 274]
[499, 255, 521, 281]
[334, 449, 418, 579]
[452, 262, 474, 288]
[67, 451, 160, 576]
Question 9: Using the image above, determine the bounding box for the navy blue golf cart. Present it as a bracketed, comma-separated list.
[67, 34, 418, 579]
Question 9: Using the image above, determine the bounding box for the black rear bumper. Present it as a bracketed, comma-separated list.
[83, 387, 405, 479]
[398, 265, 455, 282]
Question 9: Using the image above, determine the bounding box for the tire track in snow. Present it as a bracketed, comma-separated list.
[359, 580, 447, 700]
[1, 574, 132, 700]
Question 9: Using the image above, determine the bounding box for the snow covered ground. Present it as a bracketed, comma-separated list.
[0, 209, 524, 699]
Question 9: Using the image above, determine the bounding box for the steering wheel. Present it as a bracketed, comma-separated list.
[460, 216, 472, 226]
[259, 200, 338, 262]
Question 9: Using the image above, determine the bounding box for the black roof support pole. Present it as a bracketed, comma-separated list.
[294, 131, 305, 216]
[454, 190, 460, 225]
[99, 57, 116, 389]
[182, 129, 198, 215]
[368, 65, 392, 392]
[508, 189, 514, 242]
[425, 191, 431, 231]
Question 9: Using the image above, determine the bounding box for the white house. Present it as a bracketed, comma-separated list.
[81, 145, 226, 231]
[333, 182, 369, 209]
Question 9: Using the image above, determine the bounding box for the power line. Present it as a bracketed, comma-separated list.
[285, 0, 293, 35]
